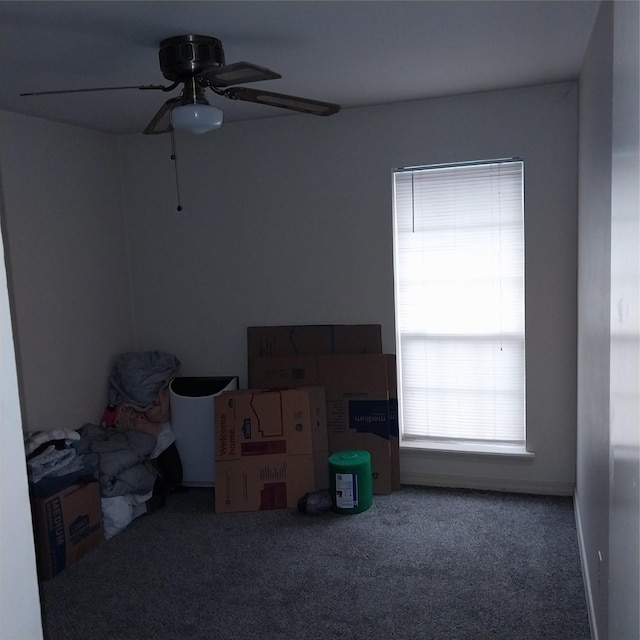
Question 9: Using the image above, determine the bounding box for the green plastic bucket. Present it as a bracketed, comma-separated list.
[328, 449, 373, 514]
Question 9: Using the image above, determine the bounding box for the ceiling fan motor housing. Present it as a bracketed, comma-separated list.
[159, 35, 225, 81]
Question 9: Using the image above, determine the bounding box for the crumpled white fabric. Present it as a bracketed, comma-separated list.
[24, 428, 81, 456]
[26, 445, 86, 484]
[101, 492, 151, 540]
[149, 422, 176, 459]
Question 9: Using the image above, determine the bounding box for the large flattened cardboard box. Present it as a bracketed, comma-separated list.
[214, 387, 328, 513]
[247, 324, 382, 358]
[31, 480, 103, 580]
[249, 349, 400, 495]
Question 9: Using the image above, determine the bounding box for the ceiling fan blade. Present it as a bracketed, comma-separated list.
[143, 96, 182, 135]
[20, 84, 172, 97]
[201, 61, 282, 87]
[223, 87, 340, 116]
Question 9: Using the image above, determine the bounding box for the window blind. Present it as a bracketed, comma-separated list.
[392, 160, 525, 444]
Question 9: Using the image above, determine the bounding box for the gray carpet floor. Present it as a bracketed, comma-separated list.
[39, 486, 591, 640]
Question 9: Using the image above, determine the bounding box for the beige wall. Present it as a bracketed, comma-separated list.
[576, 2, 640, 639]
[0, 85, 581, 496]
[576, 2, 614, 636]
[120, 82, 579, 495]
[0, 112, 135, 430]
[608, 1, 639, 637]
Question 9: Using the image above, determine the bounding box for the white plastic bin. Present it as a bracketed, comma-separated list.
[169, 376, 238, 487]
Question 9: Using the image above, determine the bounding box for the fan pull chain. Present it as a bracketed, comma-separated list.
[170, 130, 183, 212]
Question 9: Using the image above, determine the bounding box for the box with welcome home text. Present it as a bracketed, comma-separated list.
[214, 387, 328, 513]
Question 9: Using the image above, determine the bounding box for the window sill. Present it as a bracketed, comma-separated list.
[400, 439, 535, 460]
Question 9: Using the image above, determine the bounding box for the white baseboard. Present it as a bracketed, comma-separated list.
[399, 470, 575, 496]
[574, 490, 599, 640]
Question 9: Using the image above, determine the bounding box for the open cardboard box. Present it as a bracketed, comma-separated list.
[249, 353, 399, 494]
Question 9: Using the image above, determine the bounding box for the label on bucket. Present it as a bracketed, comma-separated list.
[335, 473, 358, 509]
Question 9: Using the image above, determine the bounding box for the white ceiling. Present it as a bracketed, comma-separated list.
[0, 0, 600, 135]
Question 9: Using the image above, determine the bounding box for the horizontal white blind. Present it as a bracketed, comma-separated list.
[393, 160, 525, 444]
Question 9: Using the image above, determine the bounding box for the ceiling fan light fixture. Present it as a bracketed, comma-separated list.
[171, 103, 223, 134]
[19, 34, 340, 135]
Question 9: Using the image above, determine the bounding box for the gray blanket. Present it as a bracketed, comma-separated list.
[107, 351, 180, 408]
[74, 423, 157, 498]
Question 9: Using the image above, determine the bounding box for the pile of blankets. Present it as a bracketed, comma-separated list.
[103, 350, 181, 439]
[25, 428, 96, 498]
[25, 351, 183, 539]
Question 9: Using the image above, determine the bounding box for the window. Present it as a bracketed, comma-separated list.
[392, 159, 525, 450]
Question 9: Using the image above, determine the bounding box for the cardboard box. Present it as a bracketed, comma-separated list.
[318, 354, 394, 495]
[248, 355, 320, 390]
[247, 324, 382, 358]
[214, 387, 329, 513]
[31, 480, 102, 580]
[249, 354, 399, 495]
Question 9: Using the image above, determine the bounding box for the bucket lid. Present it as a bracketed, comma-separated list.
[328, 449, 371, 466]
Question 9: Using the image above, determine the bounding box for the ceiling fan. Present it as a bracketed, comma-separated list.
[20, 34, 341, 135]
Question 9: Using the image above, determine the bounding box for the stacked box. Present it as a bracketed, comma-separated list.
[247, 324, 400, 495]
[247, 324, 382, 358]
[319, 354, 395, 494]
[214, 387, 328, 513]
[31, 480, 103, 580]
[249, 354, 399, 495]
